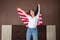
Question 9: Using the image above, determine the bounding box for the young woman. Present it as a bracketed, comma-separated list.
[17, 4, 40, 40]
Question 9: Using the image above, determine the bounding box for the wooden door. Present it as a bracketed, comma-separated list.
[12, 25, 46, 40]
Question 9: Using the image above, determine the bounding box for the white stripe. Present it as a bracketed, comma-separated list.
[1, 25, 12, 40]
[19, 16, 27, 18]
[19, 16, 22, 18]
[39, 17, 42, 20]
[23, 22, 28, 24]
[22, 17, 27, 19]
[39, 21, 42, 23]
[21, 19, 25, 21]
[19, 16, 26, 18]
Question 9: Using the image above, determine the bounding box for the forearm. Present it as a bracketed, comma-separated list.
[17, 8, 28, 16]
[37, 4, 40, 16]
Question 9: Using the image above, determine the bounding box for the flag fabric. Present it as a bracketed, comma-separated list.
[17, 10, 43, 27]
[17, 7, 43, 27]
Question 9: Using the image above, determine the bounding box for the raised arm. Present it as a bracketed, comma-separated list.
[17, 8, 28, 17]
[37, 4, 40, 16]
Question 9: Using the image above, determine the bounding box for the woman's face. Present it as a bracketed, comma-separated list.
[30, 10, 35, 16]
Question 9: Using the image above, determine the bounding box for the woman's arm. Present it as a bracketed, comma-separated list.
[17, 8, 28, 17]
[37, 4, 40, 16]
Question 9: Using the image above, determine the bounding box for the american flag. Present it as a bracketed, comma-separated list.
[17, 8, 43, 27]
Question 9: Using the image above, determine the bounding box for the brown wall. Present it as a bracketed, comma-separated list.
[0, 0, 60, 40]
[0, 0, 59, 25]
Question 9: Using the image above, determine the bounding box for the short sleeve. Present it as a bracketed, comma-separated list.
[36, 15, 39, 19]
[27, 15, 30, 19]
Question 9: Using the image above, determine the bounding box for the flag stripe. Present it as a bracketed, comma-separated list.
[17, 9, 43, 27]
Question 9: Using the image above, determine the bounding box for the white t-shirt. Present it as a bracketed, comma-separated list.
[27, 15, 39, 28]
[20, 10, 39, 28]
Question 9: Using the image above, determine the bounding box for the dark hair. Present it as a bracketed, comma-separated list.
[29, 5, 42, 16]
[29, 9, 35, 16]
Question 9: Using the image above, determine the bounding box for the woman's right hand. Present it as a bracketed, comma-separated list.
[17, 8, 21, 11]
[38, 4, 40, 7]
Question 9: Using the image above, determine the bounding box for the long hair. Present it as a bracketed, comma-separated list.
[29, 9, 35, 16]
[29, 5, 42, 16]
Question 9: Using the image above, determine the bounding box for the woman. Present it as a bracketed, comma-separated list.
[17, 4, 40, 40]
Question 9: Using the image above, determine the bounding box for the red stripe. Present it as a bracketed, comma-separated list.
[17, 10, 43, 27]
[18, 14, 26, 17]
[21, 18, 28, 21]
[39, 16, 42, 18]
[39, 20, 42, 21]
[17, 11, 22, 13]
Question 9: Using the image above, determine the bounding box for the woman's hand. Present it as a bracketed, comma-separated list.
[17, 7, 28, 17]
[38, 4, 40, 7]
[17, 8, 21, 11]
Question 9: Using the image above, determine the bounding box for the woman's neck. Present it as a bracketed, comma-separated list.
[31, 15, 35, 18]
